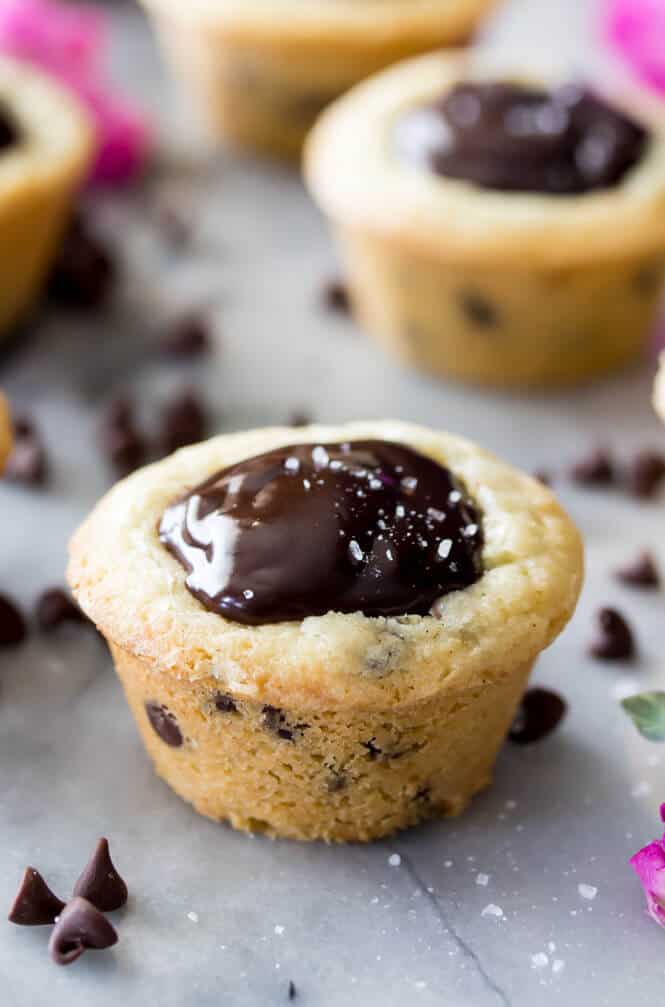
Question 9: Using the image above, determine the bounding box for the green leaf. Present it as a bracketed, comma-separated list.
[622, 692, 665, 742]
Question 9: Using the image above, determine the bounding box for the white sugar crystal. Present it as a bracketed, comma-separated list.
[531, 953, 549, 969]
[283, 457, 300, 473]
[388, 853, 402, 867]
[243, 589, 254, 600]
[187, 911, 199, 923]
[348, 540, 364, 563]
[481, 904, 504, 918]
[476, 873, 490, 887]
[437, 539, 453, 560]
[552, 959, 565, 974]
[578, 883, 597, 900]
[312, 445, 329, 468]
[449, 490, 462, 503]
[274, 925, 285, 935]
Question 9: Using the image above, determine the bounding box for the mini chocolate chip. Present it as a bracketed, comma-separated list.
[288, 980, 297, 1001]
[48, 897, 118, 966]
[509, 688, 567, 744]
[156, 202, 191, 249]
[145, 701, 183, 747]
[5, 418, 47, 486]
[569, 447, 614, 486]
[8, 867, 65, 926]
[48, 215, 114, 311]
[0, 593, 27, 646]
[288, 411, 311, 428]
[625, 451, 665, 499]
[589, 607, 635, 661]
[36, 588, 85, 631]
[213, 692, 238, 714]
[326, 773, 347, 793]
[615, 551, 660, 589]
[414, 786, 431, 802]
[533, 470, 551, 486]
[460, 292, 498, 328]
[261, 705, 307, 742]
[322, 279, 350, 314]
[361, 738, 382, 760]
[160, 389, 206, 455]
[73, 838, 128, 913]
[160, 315, 210, 358]
[98, 397, 146, 478]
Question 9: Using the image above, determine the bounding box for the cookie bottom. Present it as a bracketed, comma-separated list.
[111, 642, 532, 842]
[336, 227, 665, 388]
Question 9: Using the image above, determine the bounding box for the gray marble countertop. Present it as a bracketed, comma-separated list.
[3, 2, 665, 1005]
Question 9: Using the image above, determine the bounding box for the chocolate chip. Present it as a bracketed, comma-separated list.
[72, 838, 128, 913]
[5, 417, 47, 486]
[322, 279, 350, 314]
[47, 214, 115, 311]
[98, 397, 146, 478]
[261, 705, 307, 742]
[48, 897, 118, 966]
[8, 867, 65, 926]
[145, 701, 183, 747]
[160, 389, 206, 455]
[625, 451, 665, 499]
[288, 411, 311, 428]
[533, 470, 551, 486]
[508, 688, 567, 744]
[460, 292, 498, 328]
[36, 588, 86, 631]
[569, 447, 614, 486]
[0, 100, 19, 151]
[361, 738, 382, 760]
[615, 551, 660, 589]
[156, 202, 191, 249]
[213, 692, 238, 714]
[589, 607, 635, 661]
[160, 314, 210, 358]
[326, 772, 347, 793]
[0, 593, 27, 647]
[288, 980, 297, 1001]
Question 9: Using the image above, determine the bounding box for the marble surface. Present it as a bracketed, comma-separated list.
[2, 1, 665, 1004]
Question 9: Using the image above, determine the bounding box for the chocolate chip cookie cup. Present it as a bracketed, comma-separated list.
[305, 52, 665, 387]
[68, 421, 582, 842]
[0, 393, 12, 471]
[139, 1, 494, 160]
[0, 59, 92, 340]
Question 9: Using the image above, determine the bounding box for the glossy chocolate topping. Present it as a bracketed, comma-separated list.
[0, 101, 19, 151]
[395, 82, 648, 194]
[159, 440, 483, 625]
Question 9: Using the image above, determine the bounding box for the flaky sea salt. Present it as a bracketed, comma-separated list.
[187, 911, 199, 923]
[476, 873, 490, 887]
[481, 904, 504, 918]
[578, 883, 598, 900]
[531, 953, 549, 969]
[388, 853, 402, 867]
[274, 925, 285, 935]
[552, 959, 565, 974]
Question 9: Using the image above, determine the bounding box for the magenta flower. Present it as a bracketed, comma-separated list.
[630, 805, 665, 928]
[603, 0, 665, 97]
[0, 0, 150, 185]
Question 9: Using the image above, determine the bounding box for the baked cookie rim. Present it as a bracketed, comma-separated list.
[67, 421, 583, 709]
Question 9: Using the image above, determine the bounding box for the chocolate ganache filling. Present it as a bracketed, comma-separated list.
[395, 82, 648, 194]
[0, 101, 20, 152]
[159, 440, 483, 625]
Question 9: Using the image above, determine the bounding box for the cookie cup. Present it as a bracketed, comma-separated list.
[305, 53, 665, 387]
[0, 59, 93, 340]
[68, 421, 583, 842]
[140, 0, 493, 159]
[0, 393, 11, 471]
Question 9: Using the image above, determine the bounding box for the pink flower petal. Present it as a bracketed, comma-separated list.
[631, 836, 665, 928]
[603, 0, 665, 96]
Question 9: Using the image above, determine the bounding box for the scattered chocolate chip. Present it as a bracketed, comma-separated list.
[36, 588, 85, 631]
[460, 292, 498, 328]
[160, 314, 210, 358]
[145, 701, 183, 747]
[156, 202, 191, 250]
[625, 450, 665, 499]
[615, 550, 660, 589]
[569, 447, 614, 486]
[0, 100, 19, 151]
[4, 417, 47, 486]
[361, 738, 382, 760]
[8, 868, 65, 926]
[47, 214, 115, 311]
[48, 897, 118, 966]
[72, 838, 127, 913]
[98, 397, 146, 478]
[288, 980, 297, 1001]
[533, 470, 551, 486]
[326, 772, 347, 793]
[414, 786, 432, 802]
[589, 607, 636, 661]
[160, 388, 206, 455]
[288, 411, 311, 428]
[0, 593, 27, 647]
[213, 692, 238, 714]
[261, 705, 307, 742]
[322, 279, 350, 314]
[508, 688, 567, 744]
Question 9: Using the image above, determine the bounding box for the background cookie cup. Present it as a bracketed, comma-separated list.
[305, 52, 665, 387]
[0, 58, 93, 341]
[68, 421, 583, 842]
[139, 0, 494, 160]
[0, 393, 11, 471]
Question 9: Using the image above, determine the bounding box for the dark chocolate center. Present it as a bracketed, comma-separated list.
[159, 440, 483, 625]
[395, 81, 648, 195]
[0, 100, 20, 152]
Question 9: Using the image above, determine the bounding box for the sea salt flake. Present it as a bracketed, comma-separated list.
[552, 959, 565, 974]
[274, 925, 285, 935]
[531, 953, 549, 969]
[481, 904, 504, 918]
[476, 873, 490, 887]
[578, 883, 598, 900]
[283, 457, 300, 473]
[312, 445, 329, 468]
[187, 911, 199, 923]
[388, 853, 402, 867]
[437, 539, 453, 560]
[632, 781, 652, 798]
